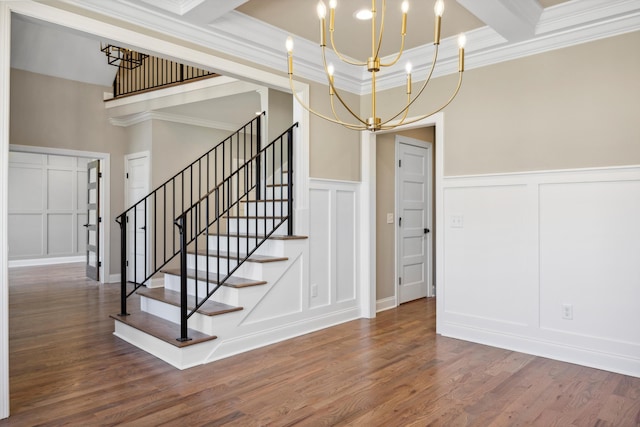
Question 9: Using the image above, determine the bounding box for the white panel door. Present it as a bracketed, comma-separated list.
[125, 152, 150, 284]
[397, 139, 432, 304]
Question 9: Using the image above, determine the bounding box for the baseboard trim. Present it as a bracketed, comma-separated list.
[439, 321, 640, 378]
[108, 274, 121, 284]
[376, 296, 397, 312]
[8, 256, 84, 268]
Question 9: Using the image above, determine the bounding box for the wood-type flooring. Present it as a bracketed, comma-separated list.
[2, 263, 639, 426]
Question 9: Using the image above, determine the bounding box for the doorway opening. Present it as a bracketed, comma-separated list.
[8, 145, 111, 283]
[395, 136, 433, 304]
[361, 113, 444, 316]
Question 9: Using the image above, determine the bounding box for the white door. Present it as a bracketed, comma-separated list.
[396, 138, 432, 304]
[125, 152, 150, 285]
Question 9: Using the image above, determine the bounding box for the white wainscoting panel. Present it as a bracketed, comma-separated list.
[8, 152, 88, 261]
[309, 179, 359, 310]
[440, 166, 640, 377]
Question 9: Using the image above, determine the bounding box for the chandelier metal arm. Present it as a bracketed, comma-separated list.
[328, 32, 368, 67]
[373, 0, 386, 61]
[330, 96, 369, 130]
[381, 44, 440, 126]
[379, 71, 463, 130]
[380, 35, 406, 68]
[289, 75, 366, 130]
[322, 47, 369, 126]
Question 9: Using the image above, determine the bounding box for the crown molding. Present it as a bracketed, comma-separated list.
[61, 0, 640, 95]
[110, 110, 239, 130]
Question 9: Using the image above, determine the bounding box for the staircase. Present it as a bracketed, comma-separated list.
[112, 114, 306, 368]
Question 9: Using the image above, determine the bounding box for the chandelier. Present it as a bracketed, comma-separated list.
[286, 0, 466, 132]
[100, 44, 149, 70]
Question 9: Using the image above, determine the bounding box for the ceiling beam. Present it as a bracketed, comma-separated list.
[184, 0, 250, 25]
[456, 0, 543, 42]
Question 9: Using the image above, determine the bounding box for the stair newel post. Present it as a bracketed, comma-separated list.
[287, 126, 294, 236]
[175, 215, 191, 342]
[256, 116, 262, 200]
[117, 214, 129, 316]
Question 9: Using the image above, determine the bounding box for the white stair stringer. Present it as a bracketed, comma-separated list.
[123, 233, 361, 369]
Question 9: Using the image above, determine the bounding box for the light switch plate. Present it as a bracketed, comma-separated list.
[450, 215, 464, 228]
[387, 213, 394, 224]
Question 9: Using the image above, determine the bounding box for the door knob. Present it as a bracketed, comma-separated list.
[424, 228, 430, 234]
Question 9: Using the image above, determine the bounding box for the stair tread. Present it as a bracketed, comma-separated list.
[266, 183, 288, 187]
[188, 248, 288, 263]
[111, 311, 217, 348]
[207, 233, 307, 240]
[161, 268, 267, 288]
[137, 287, 243, 316]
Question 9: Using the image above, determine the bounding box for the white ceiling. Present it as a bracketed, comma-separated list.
[10, 0, 640, 95]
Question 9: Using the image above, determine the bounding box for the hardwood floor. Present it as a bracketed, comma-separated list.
[2, 263, 639, 426]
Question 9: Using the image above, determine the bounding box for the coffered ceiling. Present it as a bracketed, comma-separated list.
[11, 0, 640, 94]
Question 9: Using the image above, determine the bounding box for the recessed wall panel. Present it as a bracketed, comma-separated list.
[443, 184, 530, 326]
[539, 180, 640, 344]
[9, 167, 43, 210]
[48, 214, 73, 254]
[8, 214, 43, 257]
[48, 169, 73, 210]
[336, 190, 356, 303]
[309, 188, 331, 308]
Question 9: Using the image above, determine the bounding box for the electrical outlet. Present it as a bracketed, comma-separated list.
[311, 284, 318, 298]
[562, 303, 573, 320]
[450, 215, 464, 228]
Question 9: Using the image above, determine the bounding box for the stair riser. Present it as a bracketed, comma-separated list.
[163, 274, 242, 306]
[243, 201, 288, 217]
[183, 256, 265, 279]
[228, 218, 288, 235]
[265, 186, 288, 199]
[140, 295, 243, 334]
[163, 268, 280, 307]
[205, 236, 285, 256]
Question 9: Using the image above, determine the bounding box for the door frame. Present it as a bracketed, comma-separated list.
[9, 144, 111, 284]
[395, 137, 433, 304]
[124, 151, 151, 285]
[359, 113, 444, 318]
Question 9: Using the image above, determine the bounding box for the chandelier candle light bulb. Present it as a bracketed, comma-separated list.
[285, 0, 465, 131]
[286, 36, 293, 74]
[434, 0, 444, 44]
[401, 1, 408, 35]
[458, 33, 466, 72]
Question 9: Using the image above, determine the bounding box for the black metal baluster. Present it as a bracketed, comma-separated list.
[118, 214, 128, 316]
[176, 216, 190, 342]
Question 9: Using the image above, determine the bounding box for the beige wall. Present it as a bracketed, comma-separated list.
[267, 88, 293, 141]
[376, 127, 434, 300]
[150, 120, 231, 188]
[375, 31, 640, 176]
[10, 69, 127, 276]
[307, 81, 362, 181]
